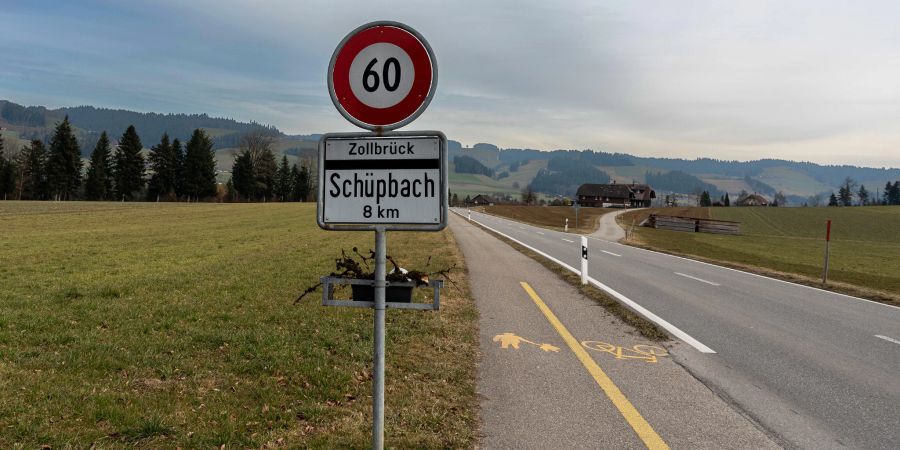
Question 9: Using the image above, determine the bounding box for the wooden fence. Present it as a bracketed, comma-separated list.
[648, 214, 740, 235]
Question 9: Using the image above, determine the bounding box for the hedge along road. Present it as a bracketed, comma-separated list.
[457, 208, 900, 450]
[449, 213, 777, 449]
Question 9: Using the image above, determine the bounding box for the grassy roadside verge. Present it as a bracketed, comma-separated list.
[459, 214, 667, 341]
[477, 205, 614, 234]
[0, 202, 478, 448]
[617, 207, 900, 307]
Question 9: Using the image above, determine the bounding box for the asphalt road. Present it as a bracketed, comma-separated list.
[450, 214, 777, 449]
[455, 208, 900, 450]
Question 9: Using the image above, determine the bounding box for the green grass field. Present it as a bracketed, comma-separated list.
[620, 206, 900, 302]
[0, 202, 477, 448]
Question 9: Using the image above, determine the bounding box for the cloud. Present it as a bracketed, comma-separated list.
[3, 0, 900, 166]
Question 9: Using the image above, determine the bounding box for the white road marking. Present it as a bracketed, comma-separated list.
[592, 233, 900, 312]
[675, 272, 720, 286]
[519, 226, 526, 229]
[452, 210, 716, 354]
[469, 208, 900, 312]
[536, 231, 545, 235]
[875, 335, 900, 345]
[562, 238, 575, 243]
[602, 250, 622, 257]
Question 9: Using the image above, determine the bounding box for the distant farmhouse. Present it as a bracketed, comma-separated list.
[470, 194, 498, 206]
[735, 193, 769, 207]
[576, 183, 656, 208]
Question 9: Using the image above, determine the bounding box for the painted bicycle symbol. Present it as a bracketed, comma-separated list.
[581, 340, 669, 363]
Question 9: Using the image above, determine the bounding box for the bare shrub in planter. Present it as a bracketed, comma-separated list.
[295, 248, 455, 304]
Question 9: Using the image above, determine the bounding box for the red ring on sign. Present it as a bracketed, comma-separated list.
[332, 25, 433, 127]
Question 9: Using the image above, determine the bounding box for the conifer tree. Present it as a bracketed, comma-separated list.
[16, 140, 48, 200]
[225, 178, 235, 202]
[45, 116, 83, 200]
[838, 177, 855, 207]
[699, 190, 711, 207]
[147, 133, 181, 200]
[885, 181, 900, 206]
[231, 151, 254, 201]
[275, 155, 292, 201]
[288, 163, 301, 201]
[256, 147, 277, 201]
[828, 192, 839, 207]
[114, 125, 145, 200]
[857, 185, 869, 206]
[0, 133, 12, 200]
[724, 192, 730, 206]
[84, 131, 113, 200]
[291, 162, 311, 202]
[181, 129, 217, 200]
[172, 138, 185, 199]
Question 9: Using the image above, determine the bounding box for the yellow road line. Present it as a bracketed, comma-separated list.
[519, 281, 669, 450]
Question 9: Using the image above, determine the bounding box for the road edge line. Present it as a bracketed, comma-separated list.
[454, 210, 716, 354]
[519, 281, 669, 450]
[473, 209, 899, 312]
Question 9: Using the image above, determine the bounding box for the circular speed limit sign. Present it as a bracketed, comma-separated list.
[328, 21, 438, 131]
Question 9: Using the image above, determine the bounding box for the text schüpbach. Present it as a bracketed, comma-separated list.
[329, 171, 436, 204]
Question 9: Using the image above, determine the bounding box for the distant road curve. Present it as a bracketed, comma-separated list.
[589, 208, 639, 242]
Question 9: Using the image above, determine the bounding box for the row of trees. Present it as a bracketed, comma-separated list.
[826, 177, 900, 206]
[0, 117, 85, 200]
[0, 117, 218, 201]
[228, 132, 312, 202]
[0, 121, 315, 203]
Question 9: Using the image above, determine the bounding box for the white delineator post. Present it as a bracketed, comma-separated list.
[581, 235, 588, 285]
[565, 217, 569, 232]
[467, 209, 471, 221]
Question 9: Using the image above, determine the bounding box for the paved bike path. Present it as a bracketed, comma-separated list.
[451, 214, 777, 449]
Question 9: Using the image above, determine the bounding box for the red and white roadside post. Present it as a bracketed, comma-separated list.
[822, 219, 832, 284]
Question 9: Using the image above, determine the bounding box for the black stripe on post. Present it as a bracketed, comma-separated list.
[324, 159, 440, 170]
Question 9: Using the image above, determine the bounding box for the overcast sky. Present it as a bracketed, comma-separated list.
[3, 0, 900, 167]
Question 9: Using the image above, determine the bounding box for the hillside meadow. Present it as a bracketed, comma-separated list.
[620, 206, 900, 303]
[0, 202, 478, 448]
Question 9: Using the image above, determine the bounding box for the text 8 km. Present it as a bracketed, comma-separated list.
[364, 205, 399, 219]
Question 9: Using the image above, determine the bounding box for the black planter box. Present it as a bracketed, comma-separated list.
[351, 285, 414, 303]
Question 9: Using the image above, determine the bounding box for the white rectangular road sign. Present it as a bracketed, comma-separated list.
[317, 131, 448, 231]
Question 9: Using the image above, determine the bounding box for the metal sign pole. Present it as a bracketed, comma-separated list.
[373, 227, 386, 450]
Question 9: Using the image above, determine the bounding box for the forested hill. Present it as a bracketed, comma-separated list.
[59, 105, 279, 143]
[4, 99, 898, 200]
[0, 100, 279, 155]
[449, 144, 900, 202]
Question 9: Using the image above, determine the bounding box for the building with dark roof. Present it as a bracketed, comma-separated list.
[576, 183, 656, 207]
[735, 193, 769, 206]
[470, 194, 498, 206]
